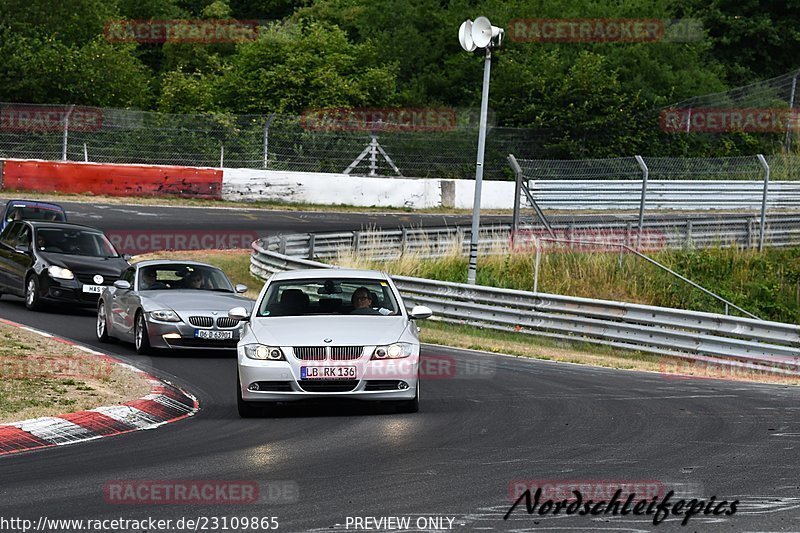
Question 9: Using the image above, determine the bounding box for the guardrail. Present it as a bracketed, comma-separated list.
[251, 233, 800, 374]
[258, 214, 800, 265]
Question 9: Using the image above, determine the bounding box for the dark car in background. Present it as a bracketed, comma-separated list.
[0, 221, 129, 310]
[1, 200, 67, 231]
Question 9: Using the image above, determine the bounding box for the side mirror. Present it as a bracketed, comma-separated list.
[113, 280, 131, 290]
[122, 254, 132, 262]
[228, 306, 250, 321]
[409, 305, 433, 320]
[235, 284, 248, 294]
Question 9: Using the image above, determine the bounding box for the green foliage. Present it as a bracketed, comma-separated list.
[0, 0, 798, 158]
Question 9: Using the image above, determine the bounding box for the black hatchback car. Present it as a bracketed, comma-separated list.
[0, 221, 129, 310]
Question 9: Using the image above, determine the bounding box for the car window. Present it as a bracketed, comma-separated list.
[5, 205, 66, 223]
[121, 267, 136, 285]
[0, 222, 21, 247]
[258, 278, 400, 317]
[139, 265, 234, 291]
[35, 228, 120, 257]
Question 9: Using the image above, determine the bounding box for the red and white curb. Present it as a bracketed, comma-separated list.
[0, 317, 199, 456]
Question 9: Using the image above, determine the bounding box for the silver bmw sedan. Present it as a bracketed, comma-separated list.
[229, 268, 433, 417]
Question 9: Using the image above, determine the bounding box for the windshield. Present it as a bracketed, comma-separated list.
[35, 227, 119, 257]
[258, 278, 400, 317]
[138, 264, 234, 292]
[7, 205, 65, 223]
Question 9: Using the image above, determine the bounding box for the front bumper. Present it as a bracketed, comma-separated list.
[146, 319, 243, 350]
[238, 351, 419, 402]
[41, 277, 107, 306]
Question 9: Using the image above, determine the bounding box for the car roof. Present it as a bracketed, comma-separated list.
[269, 268, 389, 281]
[5, 199, 65, 211]
[134, 259, 224, 269]
[25, 220, 102, 231]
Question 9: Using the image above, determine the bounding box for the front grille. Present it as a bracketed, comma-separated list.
[75, 273, 118, 285]
[330, 346, 363, 360]
[216, 317, 239, 329]
[365, 380, 403, 391]
[298, 380, 359, 393]
[293, 347, 326, 360]
[189, 316, 213, 328]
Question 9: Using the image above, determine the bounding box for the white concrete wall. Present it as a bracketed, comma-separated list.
[221, 168, 519, 209]
[452, 179, 516, 209]
[222, 169, 443, 208]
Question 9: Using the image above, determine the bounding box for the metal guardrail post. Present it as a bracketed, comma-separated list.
[401, 228, 408, 255]
[756, 154, 770, 252]
[353, 231, 361, 253]
[308, 233, 316, 260]
[279, 235, 287, 255]
[634, 155, 649, 250]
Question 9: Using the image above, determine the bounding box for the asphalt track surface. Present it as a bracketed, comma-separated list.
[0, 201, 798, 532]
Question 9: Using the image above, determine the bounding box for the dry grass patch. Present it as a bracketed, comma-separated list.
[0, 323, 152, 423]
[420, 320, 800, 386]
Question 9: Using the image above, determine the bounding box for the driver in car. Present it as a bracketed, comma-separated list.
[350, 287, 381, 315]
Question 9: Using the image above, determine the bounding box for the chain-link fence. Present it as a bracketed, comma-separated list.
[0, 102, 557, 180]
[512, 153, 800, 252]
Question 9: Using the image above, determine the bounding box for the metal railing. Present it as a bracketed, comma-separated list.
[511, 153, 800, 253]
[250, 233, 800, 374]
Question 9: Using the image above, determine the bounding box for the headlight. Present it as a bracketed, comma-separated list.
[149, 309, 181, 322]
[371, 342, 414, 359]
[47, 266, 74, 280]
[244, 344, 285, 361]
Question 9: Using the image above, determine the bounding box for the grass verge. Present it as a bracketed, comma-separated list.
[135, 248, 800, 386]
[0, 323, 152, 423]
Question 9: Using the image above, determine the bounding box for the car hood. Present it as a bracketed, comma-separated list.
[40, 253, 128, 276]
[250, 316, 409, 346]
[142, 290, 254, 311]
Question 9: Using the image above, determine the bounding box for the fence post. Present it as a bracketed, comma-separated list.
[61, 104, 75, 161]
[83, 143, 88, 162]
[533, 236, 541, 293]
[509, 154, 523, 239]
[400, 228, 408, 257]
[220, 144, 225, 168]
[685, 219, 693, 248]
[634, 155, 649, 250]
[263, 113, 275, 169]
[756, 154, 770, 251]
[308, 233, 316, 260]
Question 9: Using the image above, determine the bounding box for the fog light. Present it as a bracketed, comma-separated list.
[162, 333, 181, 339]
[397, 381, 409, 390]
[248, 382, 260, 391]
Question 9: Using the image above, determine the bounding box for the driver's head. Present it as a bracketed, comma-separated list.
[141, 269, 156, 286]
[187, 272, 203, 287]
[351, 287, 373, 309]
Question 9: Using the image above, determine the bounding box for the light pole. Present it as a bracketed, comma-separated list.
[459, 17, 504, 284]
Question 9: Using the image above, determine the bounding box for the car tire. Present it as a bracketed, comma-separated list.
[237, 375, 261, 418]
[96, 301, 111, 343]
[394, 384, 420, 414]
[134, 311, 151, 355]
[24, 275, 42, 311]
